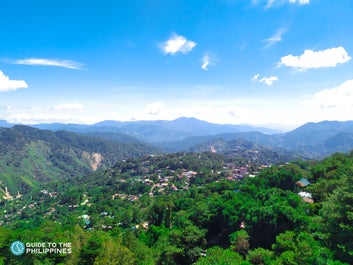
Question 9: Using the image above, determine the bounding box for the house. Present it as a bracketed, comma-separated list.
[296, 178, 310, 187]
[298, 191, 314, 203]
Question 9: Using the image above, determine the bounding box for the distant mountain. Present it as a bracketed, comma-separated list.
[30, 117, 281, 143]
[83, 131, 165, 148]
[189, 138, 302, 164]
[0, 125, 158, 195]
[157, 131, 277, 153]
[3, 118, 353, 159]
[0, 120, 12, 128]
[324, 132, 353, 153]
[167, 120, 353, 159]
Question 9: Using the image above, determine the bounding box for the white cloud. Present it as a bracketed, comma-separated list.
[228, 105, 255, 119]
[201, 53, 218, 70]
[144, 102, 167, 115]
[0, 71, 28, 92]
[300, 80, 353, 122]
[252, 74, 260, 81]
[160, 34, 196, 55]
[266, 0, 309, 8]
[289, 0, 310, 4]
[202, 55, 211, 70]
[280, 46, 351, 70]
[6, 112, 88, 125]
[263, 28, 287, 48]
[252, 74, 278, 86]
[54, 103, 84, 111]
[14, 58, 84, 70]
[304, 80, 353, 109]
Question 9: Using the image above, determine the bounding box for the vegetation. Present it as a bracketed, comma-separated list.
[1, 148, 353, 264]
[0, 125, 158, 195]
[0, 127, 353, 265]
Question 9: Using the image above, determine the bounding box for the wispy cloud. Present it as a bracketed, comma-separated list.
[289, 0, 310, 5]
[14, 58, 84, 70]
[263, 28, 287, 48]
[54, 103, 84, 111]
[265, 0, 310, 8]
[279, 46, 351, 70]
[202, 55, 211, 70]
[201, 53, 218, 70]
[252, 74, 278, 86]
[0, 71, 28, 92]
[160, 34, 196, 55]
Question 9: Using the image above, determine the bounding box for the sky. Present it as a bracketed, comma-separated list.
[1, 0, 353, 130]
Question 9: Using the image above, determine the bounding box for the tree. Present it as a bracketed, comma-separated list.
[79, 231, 109, 265]
[93, 239, 134, 265]
[230, 230, 250, 257]
[195, 246, 244, 265]
[272, 231, 346, 265]
[318, 174, 353, 264]
[246, 248, 274, 265]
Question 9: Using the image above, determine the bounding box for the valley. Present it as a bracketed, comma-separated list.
[0, 118, 353, 264]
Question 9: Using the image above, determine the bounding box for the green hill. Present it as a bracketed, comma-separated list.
[1, 150, 353, 264]
[0, 125, 158, 195]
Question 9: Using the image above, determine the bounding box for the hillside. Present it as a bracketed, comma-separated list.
[158, 120, 353, 159]
[189, 138, 303, 164]
[1, 151, 352, 264]
[32, 117, 281, 142]
[0, 125, 158, 195]
[3, 118, 353, 160]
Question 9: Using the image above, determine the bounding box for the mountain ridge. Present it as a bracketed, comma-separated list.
[0, 125, 158, 195]
[2, 118, 353, 159]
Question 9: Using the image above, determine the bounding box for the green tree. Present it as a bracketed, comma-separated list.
[93, 239, 134, 265]
[272, 231, 346, 265]
[195, 246, 244, 265]
[318, 174, 353, 264]
[79, 231, 109, 265]
[246, 248, 274, 265]
[230, 230, 250, 257]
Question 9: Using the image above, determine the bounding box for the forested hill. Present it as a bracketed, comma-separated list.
[0, 125, 158, 194]
[188, 138, 304, 164]
[3, 118, 353, 159]
[160, 120, 353, 158]
[1, 150, 353, 264]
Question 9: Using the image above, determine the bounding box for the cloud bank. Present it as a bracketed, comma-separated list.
[304, 80, 353, 109]
[54, 103, 84, 111]
[279, 46, 351, 70]
[0, 71, 28, 92]
[144, 102, 167, 115]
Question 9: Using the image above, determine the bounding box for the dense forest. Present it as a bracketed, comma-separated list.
[1, 150, 353, 264]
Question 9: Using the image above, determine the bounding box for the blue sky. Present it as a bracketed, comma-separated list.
[1, 0, 353, 129]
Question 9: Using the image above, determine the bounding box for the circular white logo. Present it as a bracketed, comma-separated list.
[10, 241, 25, 256]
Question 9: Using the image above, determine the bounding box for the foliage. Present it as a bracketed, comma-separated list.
[1, 150, 353, 264]
[0, 125, 158, 195]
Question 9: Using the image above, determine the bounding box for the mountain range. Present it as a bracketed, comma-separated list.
[2, 118, 353, 158]
[0, 117, 281, 142]
[1, 117, 353, 196]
